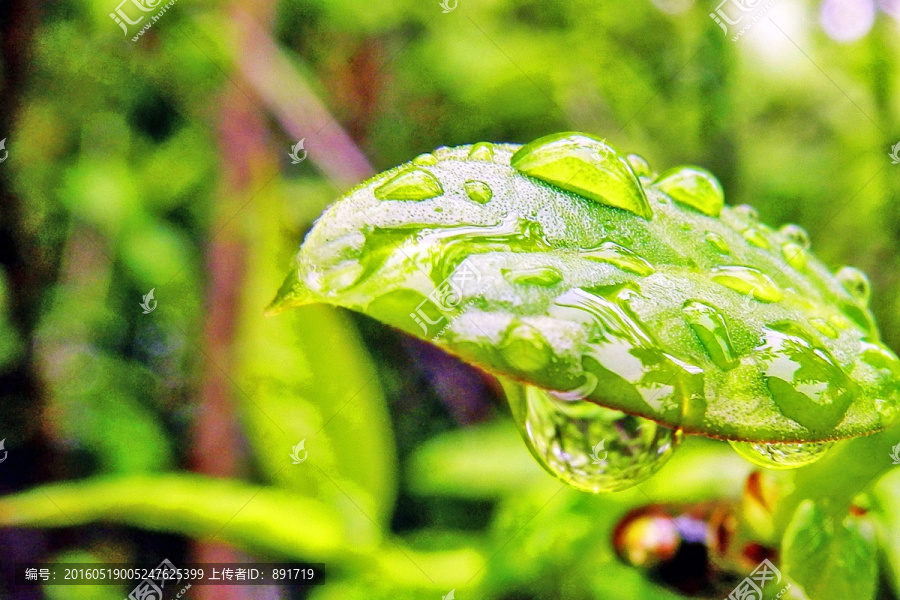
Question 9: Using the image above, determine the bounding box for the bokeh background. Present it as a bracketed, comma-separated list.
[1, 0, 900, 599]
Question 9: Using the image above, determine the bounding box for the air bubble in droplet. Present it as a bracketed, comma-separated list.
[779, 224, 811, 249]
[653, 166, 725, 217]
[729, 441, 834, 470]
[507, 382, 681, 493]
[374, 168, 444, 201]
[836, 266, 871, 304]
[464, 180, 493, 204]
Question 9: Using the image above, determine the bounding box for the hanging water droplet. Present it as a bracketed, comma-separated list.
[781, 242, 807, 271]
[412, 152, 437, 166]
[506, 381, 681, 493]
[468, 142, 495, 162]
[652, 167, 725, 217]
[582, 242, 655, 276]
[729, 440, 834, 470]
[705, 232, 731, 254]
[732, 204, 760, 222]
[779, 224, 811, 249]
[503, 266, 563, 287]
[626, 153, 654, 178]
[810, 318, 838, 338]
[511, 132, 653, 219]
[757, 323, 858, 435]
[836, 266, 871, 303]
[742, 228, 771, 249]
[464, 180, 493, 204]
[374, 168, 444, 201]
[682, 300, 738, 370]
[501, 322, 552, 372]
[710, 266, 782, 302]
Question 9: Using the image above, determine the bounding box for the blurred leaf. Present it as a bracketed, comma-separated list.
[782, 500, 877, 600]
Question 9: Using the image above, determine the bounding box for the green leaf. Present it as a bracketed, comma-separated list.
[782, 500, 877, 600]
[269, 135, 900, 443]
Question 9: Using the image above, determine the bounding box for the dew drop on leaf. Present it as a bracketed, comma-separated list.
[412, 152, 438, 166]
[464, 179, 493, 204]
[836, 266, 871, 304]
[502, 266, 563, 287]
[781, 242, 808, 271]
[729, 440, 834, 470]
[501, 321, 553, 372]
[468, 142, 495, 161]
[581, 242, 655, 276]
[710, 266, 782, 302]
[779, 224, 811, 249]
[704, 231, 731, 254]
[374, 168, 444, 201]
[742, 228, 771, 249]
[682, 300, 738, 370]
[505, 381, 681, 493]
[510, 132, 653, 219]
[809, 317, 838, 339]
[626, 153, 654, 178]
[652, 166, 725, 217]
[732, 204, 759, 222]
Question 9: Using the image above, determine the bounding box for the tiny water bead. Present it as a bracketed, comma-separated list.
[710, 266, 782, 302]
[464, 179, 493, 204]
[704, 231, 731, 254]
[581, 241, 655, 276]
[779, 224, 811, 249]
[468, 142, 495, 162]
[502, 266, 563, 287]
[729, 440, 835, 470]
[732, 204, 759, 222]
[742, 228, 771, 250]
[652, 166, 725, 217]
[510, 132, 653, 219]
[505, 381, 681, 493]
[374, 168, 444, 201]
[835, 266, 871, 304]
[412, 152, 437, 166]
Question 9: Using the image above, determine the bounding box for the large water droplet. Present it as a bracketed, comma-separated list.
[682, 300, 738, 370]
[626, 154, 654, 178]
[779, 224, 811, 249]
[705, 231, 731, 254]
[652, 167, 725, 217]
[464, 180, 493, 204]
[506, 381, 681, 493]
[582, 242, 655, 276]
[781, 242, 808, 271]
[374, 168, 444, 201]
[511, 132, 653, 219]
[710, 266, 782, 303]
[503, 266, 563, 287]
[757, 323, 858, 434]
[836, 266, 871, 303]
[742, 228, 771, 249]
[729, 440, 834, 470]
[412, 152, 437, 166]
[468, 142, 495, 162]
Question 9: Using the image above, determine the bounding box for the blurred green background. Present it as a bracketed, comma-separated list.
[0, 0, 899, 599]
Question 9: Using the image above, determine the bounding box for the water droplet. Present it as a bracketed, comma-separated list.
[582, 242, 655, 276]
[503, 266, 563, 287]
[729, 440, 834, 470]
[511, 132, 652, 219]
[468, 142, 495, 162]
[705, 232, 731, 254]
[710, 266, 782, 303]
[502, 322, 552, 372]
[779, 224, 811, 249]
[374, 168, 444, 201]
[412, 153, 437, 166]
[682, 300, 738, 370]
[781, 242, 807, 271]
[732, 204, 759, 222]
[756, 323, 858, 434]
[626, 154, 654, 178]
[742, 228, 771, 249]
[810, 318, 838, 338]
[836, 266, 871, 303]
[507, 382, 681, 493]
[464, 180, 493, 204]
[653, 167, 725, 217]
[828, 313, 849, 330]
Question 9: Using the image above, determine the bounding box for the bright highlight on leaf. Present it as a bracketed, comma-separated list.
[269, 133, 900, 457]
